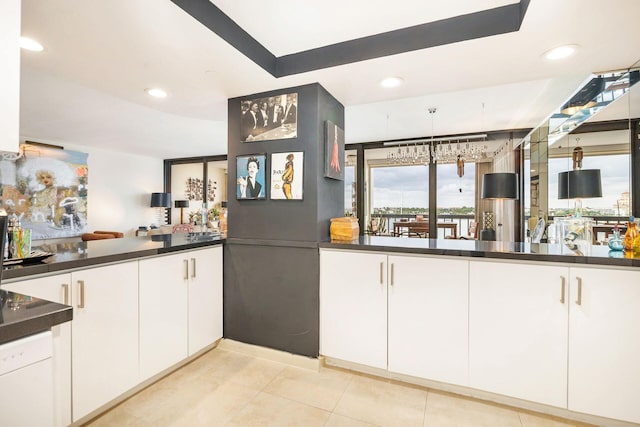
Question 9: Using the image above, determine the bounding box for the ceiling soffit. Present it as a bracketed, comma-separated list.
[170, 0, 530, 78]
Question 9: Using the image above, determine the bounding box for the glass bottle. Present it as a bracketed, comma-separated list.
[6, 214, 20, 259]
[634, 230, 640, 256]
[623, 217, 638, 252]
[607, 225, 624, 251]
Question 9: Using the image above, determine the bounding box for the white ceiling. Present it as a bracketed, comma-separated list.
[18, 0, 640, 159]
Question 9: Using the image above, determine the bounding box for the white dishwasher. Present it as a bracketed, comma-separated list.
[0, 330, 54, 427]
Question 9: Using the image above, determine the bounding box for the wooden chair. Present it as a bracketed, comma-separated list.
[459, 221, 479, 240]
[408, 224, 429, 238]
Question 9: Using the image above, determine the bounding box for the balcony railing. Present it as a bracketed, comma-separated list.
[367, 213, 475, 238]
[366, 213, 630, 241]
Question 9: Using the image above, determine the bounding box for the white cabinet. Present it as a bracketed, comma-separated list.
[0, 0, 21, 153]
[139, 252, 189, 380]
[320, 250, 468, 384]
[139, 246, 223, 380]
[2, 274, 72, 427]
[71, 262, 139, 421]
[388, 255, 468, 386]
[469, 260, 569, 408]
[188, 246, 223, 355]
[568, 267, 640, 424]
[320, 249, 388, 369]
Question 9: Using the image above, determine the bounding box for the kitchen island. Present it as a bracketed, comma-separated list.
[319, 236, 640, 426]
[0, 233, 224, 426]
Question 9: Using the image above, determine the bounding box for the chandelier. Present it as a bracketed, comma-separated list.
[385, 107, 488, 165]
[386, 138, 489, 165]
[433, 141, 489, 163]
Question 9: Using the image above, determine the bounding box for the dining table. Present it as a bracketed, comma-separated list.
[393, 221, 458, 238]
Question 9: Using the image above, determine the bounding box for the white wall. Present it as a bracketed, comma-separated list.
[0, 0, 21, 153]
[26, 140, 164, 238]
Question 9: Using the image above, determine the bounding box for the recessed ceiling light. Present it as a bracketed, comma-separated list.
[543, 44, 578, 61]
[145, 88, 168, 98]
[20, 37, 44, 52]
[380, 77, 404, 88]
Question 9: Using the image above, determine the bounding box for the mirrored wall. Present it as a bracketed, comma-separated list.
[520, 64, 639, 242]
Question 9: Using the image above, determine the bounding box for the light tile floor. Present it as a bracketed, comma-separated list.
[85, 348, 595, 427]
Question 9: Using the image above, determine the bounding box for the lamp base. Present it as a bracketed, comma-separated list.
[480, 229, 496, 241]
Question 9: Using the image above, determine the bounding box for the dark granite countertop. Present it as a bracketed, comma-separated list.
[319, 236, 640, 268]
[2, 233, 225, 281]
[0, 289, 73, 345]
[0, 233, 223, 344]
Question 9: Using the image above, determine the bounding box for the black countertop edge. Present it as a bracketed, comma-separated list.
[225, 238, 319, 249]
[318, 238, 640, 268]
[2, 236, 226, 281]
[45, 248, 163, 273]
[157, 239, 226, 253]
[0, 294, 73, 345]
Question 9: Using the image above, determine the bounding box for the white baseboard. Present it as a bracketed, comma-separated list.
[217, 339, 320, 371]
[323, 356, 638, 427]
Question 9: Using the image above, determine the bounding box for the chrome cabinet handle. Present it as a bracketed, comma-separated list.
[379, 262, 384, 285]
[575, 277, 582, 305]
[62, 284, 69, 305]
[390, 263, 395, 286]
[78, 280, 85, 308]
[184, 259, 189, 280]
[560, 276, 565, 304]
[191, 258, 196, 279]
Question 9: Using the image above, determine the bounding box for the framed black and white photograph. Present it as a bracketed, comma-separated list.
[324, 120, 345, 180]
[270, 151, 304, 200]
[240, 92, 298, 142]
[236, 154, 266, 200]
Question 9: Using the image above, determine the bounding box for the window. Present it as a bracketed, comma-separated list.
[344, 149, 356, 216]
[370, 165, 429, 217]
[437, 162, 476, 238]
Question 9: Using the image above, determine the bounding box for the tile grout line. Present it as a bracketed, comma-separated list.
[423, 390, 430, 427]
[328, 369, 356, 420]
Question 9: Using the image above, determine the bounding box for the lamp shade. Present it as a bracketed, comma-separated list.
[174, 200, 189, 208]
[481, 173, 519, 200]
[558, 169, 602, 199]
[150, 192, 171, 208]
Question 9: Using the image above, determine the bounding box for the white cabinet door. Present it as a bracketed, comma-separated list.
[388, 255, 469, 386]
[139, 252, 189, 380]
[469, 261, 569, 408]
[2, 274, 72, 427]
[188, 246, 223, 355]
[568, 267, 640, 423]
[71, 262, 139, 422]
[320, 249, 387, 369]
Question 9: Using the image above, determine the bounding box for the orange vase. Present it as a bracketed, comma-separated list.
[623, 217, 638, 252]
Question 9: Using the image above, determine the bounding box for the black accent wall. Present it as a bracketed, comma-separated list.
[224, 83, 344, 357]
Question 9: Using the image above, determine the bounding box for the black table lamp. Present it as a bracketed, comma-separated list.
[558, 169, 602, 217]
[150, 192, 171, 226]
[481, 173, 519, 241]
[174, 200, 189, 224]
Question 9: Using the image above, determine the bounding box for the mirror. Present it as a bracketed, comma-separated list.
[522, 63, 640, 242]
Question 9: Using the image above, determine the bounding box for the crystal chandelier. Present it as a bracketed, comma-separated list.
[432, 141, 488, 164]
[386, 142, 431, 165]
[385, 107, 488, 165]
[386, 139, 489, 165]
